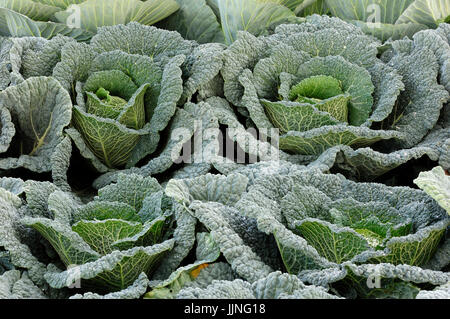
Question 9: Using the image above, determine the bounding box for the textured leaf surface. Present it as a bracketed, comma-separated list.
[70, 272, 149, 299]
[0, 107, 14, 153]
[252, 271, 340, 299]
[296, 219, 370, 264]
[96, 174, 161, 212]
[166, 173, 248, 206]
[416, 282, 450, 299]
[177, 278, 255, 299]
[72, 219, 144, 255]
[0, 270, 46, 299]
[90, 22, 193, 63]
[23, 217, 100, 266]
[6, 35, 76, 86]
[0, 188, 47, 285]
[279, 126, 402, 155]
[188, 200, 274, 283]
[151, 203, 198, 280]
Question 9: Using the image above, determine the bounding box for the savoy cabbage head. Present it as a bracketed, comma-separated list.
[219, 15, 449, 180]
[234, 167, 449, 298]
[21, 173, 175, 293]
[0, 22, 224, 189]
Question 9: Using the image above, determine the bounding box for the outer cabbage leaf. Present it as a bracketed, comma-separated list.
[414, 166, 450, 214]
[3, 34, 76, 86]
[53, 0, 179, 34]
[0, 187, 47, 286]
[324, 0, 449, 41]
[0, 36, 13, 90]
[0, 270, 47, 299]
[0, 7, 92, 40]
[0, 0, 61, 21]
[252, 271, 341, 299]
[160, 0, 304, 45]
[44, 241, 174, 291]
[149, 202, 198, 281]
[156, 0, 225, 44]
[177, 278, 255, 299]
[206, 0, 295, 45]
[70, 272, 149, 299]
[340, 262, 450, 298]
[416, 282, 450, 299]
[187, 201, 275, 282]
[397, 0, 450, 27]
[0, 0, 180, 41]
[0, 107, 14, 154]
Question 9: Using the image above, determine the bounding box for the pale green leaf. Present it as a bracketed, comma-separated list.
[295, 219, 370, 264]
[53, 0, 180, 33]
[157, 0, 225, 44]
[0, 0, 60, 21]
[414, 166, 450, 214]
[216, 0, 294, 44]
[397, 0, 450, 28]
[23, 217, 100, 266]
[0, 7, 92, 40]
[44, 240, 174, 291]
[96, 173, 161, 212]
[72, 219, 143, 255]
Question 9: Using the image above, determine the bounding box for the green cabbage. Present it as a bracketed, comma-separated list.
[22, 174, 175, 293]
[220, 15, 449, 180]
